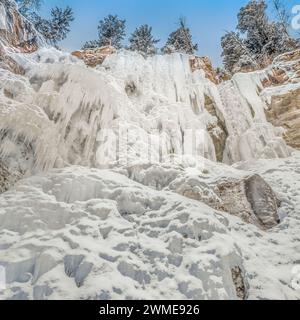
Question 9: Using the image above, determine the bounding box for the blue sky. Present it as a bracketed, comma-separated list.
[40, 0, 300, 66]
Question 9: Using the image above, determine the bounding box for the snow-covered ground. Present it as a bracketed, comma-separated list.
[0, 45, 300, 300]
[0, 152, 299, 300]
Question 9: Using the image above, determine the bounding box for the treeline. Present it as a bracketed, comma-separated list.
[82, 15, 197, 56]
[16, 0, 298, 73]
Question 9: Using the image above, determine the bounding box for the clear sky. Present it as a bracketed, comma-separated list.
[39, 0, 300, 66]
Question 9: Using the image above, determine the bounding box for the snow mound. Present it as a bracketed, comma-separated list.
[0, 165, 244, 300]
[0, 153, 300, 300]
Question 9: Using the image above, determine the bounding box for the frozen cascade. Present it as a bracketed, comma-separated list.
[219, 72, 290, 164]
[0, 49, 292, 174]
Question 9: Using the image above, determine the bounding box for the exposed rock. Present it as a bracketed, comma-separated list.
[265, 87, 300, 150]
[261, 68, 289, 88]
[204, 94, 228, 162]
[274, 50, 300, 63]
[244, 174, 280, 229]
[0, 46, 25, 74]
[0, 161, 21, 193]
[0, 0, 39, 52]
[72, 46, 116, 67]
[231, 266, 246, 300]
[189, 55, 218, 84]
[216, 175, 280, 230]
[0, 0, 40, 74]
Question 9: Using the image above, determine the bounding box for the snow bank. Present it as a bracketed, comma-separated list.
[1, 153, 300, 300]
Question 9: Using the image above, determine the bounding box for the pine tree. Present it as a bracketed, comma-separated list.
[162, 17, 198, 55]
[238, 0, 296, 60]
[237, 0, 269, 56]
[221, 0, 298, 73]
[16, 0, 42, 16]
[98, 15, 126, 48]
[221, 32, 248, 72]
[82, 40, 101, 50]
[16, 1, 74, 47]
[47, 7, 74, 45]
[82, 15, 126, 50]
[128, 25, 159, 56]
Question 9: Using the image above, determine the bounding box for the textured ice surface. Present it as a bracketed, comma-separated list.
[0, 153, 300, 300]
[0, 48, 291, 175]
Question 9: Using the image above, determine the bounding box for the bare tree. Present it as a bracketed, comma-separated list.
[270, 0, 290, 35]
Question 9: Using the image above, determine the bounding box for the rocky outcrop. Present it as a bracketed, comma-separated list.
[231, 266, 247, 300]
[0, 0, 39, 51]
[169, 171, 280, 230]
[0, 161, 21, 193]
[260, 50, 300, 150]
[216, 174, 280, 230]
[265, 87, 300, 150]
[189, 55, 218, 84]
[0, 0, 40, 73]
[204, 94, 228, 162]
[72, 46, 116, 67]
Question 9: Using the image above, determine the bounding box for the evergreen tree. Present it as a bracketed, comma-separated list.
[237, 0, 269, 56]
[221, 0, 298, 73]
[47, 7, 74, 45]
[83, 15, 126, 50]
[82, 40, 101, 50]
[162, 17, 198, 54]
[128, 24, 159, 56]
[98, 15, 126, 48]
[221, 32, 253, 72]
[16, 0, 42, 16]
[16, 0, 74, 47]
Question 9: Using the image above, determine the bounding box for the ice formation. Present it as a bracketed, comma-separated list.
[1, 1, 300, 300]
[0, 48, 292, 175]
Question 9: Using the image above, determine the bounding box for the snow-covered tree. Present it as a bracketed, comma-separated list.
[47, 7, 74, 45]
[270, 0, 290, 34]
[29, 6, 74, 46]
[221, 32, 247, 72]
[221, 0, 298, 73]
[128, 25, 159, 56]
[162, 17, 198, 55]
[83, 15, 126, 49]
[16, 1, 74, 47]
[81, 40, 101, 50]
[16, 0, 42, 16]
[269, 0, 298, 49]
[98, 15, 126, 48]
